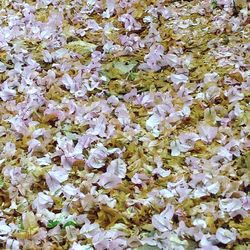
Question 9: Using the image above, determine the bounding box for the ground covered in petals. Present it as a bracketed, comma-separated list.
[0, 0, 250, 249]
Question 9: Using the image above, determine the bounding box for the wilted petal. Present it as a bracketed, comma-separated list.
[118, 14, 141, 31]
[22, 211, 38, 231]
[152, 167, 171, 177]
[115, 104, 131, 126]
[46, 175, 61, 194]
[170, 140, 190, 156]
[192, 219, 207, 229]
[217, 147, 232, 160]
[206, 182, 220, 194]
[43, 50, 53, 63]
[204, 72, 219, 83]
[131, 173, 149, 185]
[28, 139, 41, 153]
[0, 62, 6, 72]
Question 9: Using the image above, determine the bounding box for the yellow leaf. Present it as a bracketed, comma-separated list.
[206, 214, 217, 234]
[66, 41, 97, 55]
[22, 212, 38, 231]
[229, 218, 250, 239]
[97, 206, 121, 228]
[229, 71, 244, 82]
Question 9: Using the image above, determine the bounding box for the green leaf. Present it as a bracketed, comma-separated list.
[18, 218, 24, 230]
[101, 60, 138, 80]
[211, 0, 217, 9]
[47, 220, 60, 229]
[114, 61, 137, 75]
[66, 41, 97, 55]
[63, 220, 77, 228]
[135, 245, 160, 250]
[234, 245, 249, 250]
[0, 177, 4, 188]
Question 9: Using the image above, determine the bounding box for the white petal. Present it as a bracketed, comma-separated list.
[152, 204, 174, 232]
[107, 159, 127, 178]
[207, 182, 220, 194]
[0, 224, 11, 235]
[98, 173, 122, 189]
[146, 114, 161, 131]
[216, 228, 236, 244]
[170, 74, 188, 85]
[49, 167, 69, 183]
